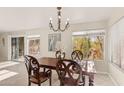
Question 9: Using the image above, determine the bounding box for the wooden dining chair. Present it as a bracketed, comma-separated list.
[55, 50, 65, 59]
[24, 55, 52, 86]
[56, 59, 85, 86]
[71, 50, 83, 61]
[71, 50, 86, 85]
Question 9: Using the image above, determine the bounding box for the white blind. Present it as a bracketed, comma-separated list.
[72, 29, 105, 36]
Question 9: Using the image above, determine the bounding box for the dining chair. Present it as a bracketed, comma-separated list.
[24, 55, 52, 86]
[55, 50, 65, 59]
[56, 59, 85, 86]
[71, 50, 83, 61]
[71, 50, 85, 85]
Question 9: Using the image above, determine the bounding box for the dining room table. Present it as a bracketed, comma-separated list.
[38, 57, 96, 86]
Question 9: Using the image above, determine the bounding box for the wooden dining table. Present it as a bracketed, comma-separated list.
[38, 57, 96, 86]
[38, 57, 59, 69]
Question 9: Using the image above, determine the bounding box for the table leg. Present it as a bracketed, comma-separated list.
[82, 75, 85, 86]
[89, 74, 94, 86]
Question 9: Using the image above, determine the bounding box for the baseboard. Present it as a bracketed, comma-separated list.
[108, 73, 119, 86]
[96, 71, 109, 75]
[96, 71, 119, 86]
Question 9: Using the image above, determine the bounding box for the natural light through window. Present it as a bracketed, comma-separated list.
[72, 30, 105, 61]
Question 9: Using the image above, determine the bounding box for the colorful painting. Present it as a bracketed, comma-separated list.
[48, 33, 61, 51]
[28, 39, 40, 55]
[73, 35, 104, 61]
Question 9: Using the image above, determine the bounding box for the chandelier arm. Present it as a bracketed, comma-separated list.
[49, 21, 69, 32]
[49, 22, 59, 32]
[59, 22, 70, 32]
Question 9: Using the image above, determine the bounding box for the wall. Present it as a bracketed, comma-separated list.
[108, 8, 124, 85]
[0, 33, 8, 61]
[0, 20, 108, 73]
[0, 28, 72, 61]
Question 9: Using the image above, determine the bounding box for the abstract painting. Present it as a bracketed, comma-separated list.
[28, 39, 40, 55]
[48, 33, 61, 51]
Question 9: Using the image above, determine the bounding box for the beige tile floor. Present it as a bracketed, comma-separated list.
[0, 61, 115, 86]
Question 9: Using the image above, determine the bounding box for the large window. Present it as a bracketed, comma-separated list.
[109, 17, 124, 69]
[72, 30, 105, 61]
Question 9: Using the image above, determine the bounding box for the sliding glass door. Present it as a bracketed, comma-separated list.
[11, 37, 24, 61]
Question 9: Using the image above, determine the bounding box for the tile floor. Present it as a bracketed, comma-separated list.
[0, 61, 115, 86]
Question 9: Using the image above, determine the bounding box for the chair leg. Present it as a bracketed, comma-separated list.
[28, 81, 31, 86]
[49, 77, 52, 86]
[49, 71, 52, 86]
[60, 82, 64, 86]
[38, 83, 41, 86]
[28, 77, 31, 86]
[89, 75, 94, 86]
[82, 75, 85, 86]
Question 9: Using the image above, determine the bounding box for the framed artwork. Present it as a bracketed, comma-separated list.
[28, 39, 40, 55]
[48, 33, 61, 51]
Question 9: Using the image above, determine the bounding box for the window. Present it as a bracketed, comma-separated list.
[109, 17, 124, 69]
[72, 30, 105, 61]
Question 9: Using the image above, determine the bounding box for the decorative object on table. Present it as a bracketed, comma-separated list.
[56, 59, 85, 86]
[24, 55, 52, 86]
[48, 33, 61, 51]
[49, 7, 70, 32]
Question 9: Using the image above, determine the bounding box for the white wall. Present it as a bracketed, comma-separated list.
[108, 8, 124, 85]
[0, 28, 72, 61]
[0, 33, 8, 61]
[0, 20, 108, 73]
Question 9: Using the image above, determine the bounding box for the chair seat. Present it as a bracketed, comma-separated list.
[61, 77, 77, 86]
[24, 55, 52, 86]
[30, 72, 50, 84]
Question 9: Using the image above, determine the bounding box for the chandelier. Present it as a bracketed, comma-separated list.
[49, 7, 70, 32]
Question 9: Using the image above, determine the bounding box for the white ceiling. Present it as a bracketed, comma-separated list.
[0, 7, 115, 32]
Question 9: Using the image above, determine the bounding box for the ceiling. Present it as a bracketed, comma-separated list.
[0, 7, 115, 32]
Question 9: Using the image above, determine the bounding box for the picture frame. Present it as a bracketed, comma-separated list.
[48, 33, 61, 51]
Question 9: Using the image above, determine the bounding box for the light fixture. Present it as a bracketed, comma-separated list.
[49, 7, 70, 32]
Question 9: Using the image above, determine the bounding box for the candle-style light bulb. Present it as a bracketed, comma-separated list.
[67, 18, 69, 21]
[50, 18, 52, 23]
[50, 18, 52, 20]
[58, 16, 61, 19]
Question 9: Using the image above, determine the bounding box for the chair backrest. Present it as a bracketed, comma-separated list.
[24, 55, 40, 77]
[55, 50, 65, 59]
[71, 50, 83, 61]
[56, 59, 83, 85]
